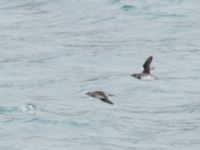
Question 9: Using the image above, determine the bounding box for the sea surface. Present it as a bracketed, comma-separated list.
[0, 0, 200, 150]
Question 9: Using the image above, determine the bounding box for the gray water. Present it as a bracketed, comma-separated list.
[0, 0, 200, 149]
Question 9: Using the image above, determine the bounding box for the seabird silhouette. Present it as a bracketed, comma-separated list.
[131, 56, 156, 80]
[86, 91, 114, 105]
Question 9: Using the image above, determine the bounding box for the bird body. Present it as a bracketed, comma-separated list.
[86, 91, 114, 105]
[131, 56, 156, 80]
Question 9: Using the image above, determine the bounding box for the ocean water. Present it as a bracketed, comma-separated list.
[0, 0, 200, 149]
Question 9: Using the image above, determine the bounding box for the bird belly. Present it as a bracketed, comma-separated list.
[140, 75, 156, 80]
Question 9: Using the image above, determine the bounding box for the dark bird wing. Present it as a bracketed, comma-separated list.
[142, 56, 153, 74]
[100, 98, 114, 105]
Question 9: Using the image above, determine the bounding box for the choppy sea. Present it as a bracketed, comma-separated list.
[0, 0, 200, 149]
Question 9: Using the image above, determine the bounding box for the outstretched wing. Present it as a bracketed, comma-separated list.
[143, 56, 153, 74]
[100, 98, 114, 105]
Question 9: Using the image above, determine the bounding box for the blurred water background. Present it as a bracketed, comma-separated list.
[0, 0, 200, 149]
